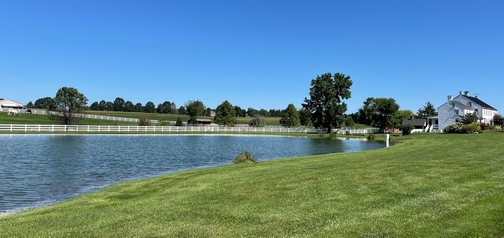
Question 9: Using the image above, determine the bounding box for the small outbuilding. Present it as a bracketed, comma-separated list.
[187, 118, 213, 126]
[401, 118, 427, 130]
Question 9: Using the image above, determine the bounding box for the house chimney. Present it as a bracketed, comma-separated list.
[475, 95, 479, 99]
[447, 95, 453, 101]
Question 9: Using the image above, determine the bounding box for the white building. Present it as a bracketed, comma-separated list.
[0, 99, 24, 111]
[427, 91, 498, 132]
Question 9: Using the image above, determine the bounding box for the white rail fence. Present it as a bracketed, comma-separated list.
[1, 109, 146, 123]
[0, 124, 378, 134]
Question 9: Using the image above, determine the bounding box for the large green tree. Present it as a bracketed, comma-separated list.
[234, 106, 246, 117]
[279, 104, 300, 128]
[34, 97, 54, 109]
[48, 87, 88, 125]
[214, 100, 237, 126]
[113, 97, 125, 111]
[395, 109, 415, 120]
[144, 101, 156, 113]
[157, 101, 173, 114]
[186, 100, 205, 124]
[358, 97, 400, 130]
[302, 72, 352, 133]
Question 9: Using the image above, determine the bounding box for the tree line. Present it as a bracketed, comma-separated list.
[27, 97, 285, 118]
[27, 72, 503, 131]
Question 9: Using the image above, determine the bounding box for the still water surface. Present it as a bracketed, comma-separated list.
[0, 134, 384, 215]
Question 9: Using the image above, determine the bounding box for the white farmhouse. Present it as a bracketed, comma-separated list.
[427, 91, 498, 132]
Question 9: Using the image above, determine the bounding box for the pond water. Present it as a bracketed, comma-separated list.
[0, 134, 385, 216]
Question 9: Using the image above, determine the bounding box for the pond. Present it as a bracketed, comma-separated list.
[0, 134, 385, 216]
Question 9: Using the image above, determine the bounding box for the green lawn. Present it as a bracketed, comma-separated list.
[1, 132, 503, 237]
[0, 112, 137, 125]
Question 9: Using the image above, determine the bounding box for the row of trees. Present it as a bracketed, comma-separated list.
[33, 72, 475, 133]
[29, 97, 285, 118]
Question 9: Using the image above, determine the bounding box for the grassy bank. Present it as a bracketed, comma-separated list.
[1, 132, 503, 237]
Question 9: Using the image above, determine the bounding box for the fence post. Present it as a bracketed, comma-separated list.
[25, 124, 27, 132]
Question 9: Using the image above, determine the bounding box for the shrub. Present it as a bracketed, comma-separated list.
[444, 122, 481, 134]
[138, 118, 151, 126]
[175, 117, 184, 126]
[249, 116, 265, 127]
[460, 123, 481, 134]
[157, 121, 169, 126]
[233, 151, 257, 164]
[399, 124, 414, 135]
[480, 124, 497, 131]
[367, 134, 376, 141]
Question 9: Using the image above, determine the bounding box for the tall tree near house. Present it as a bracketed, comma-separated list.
[48, 87, 88, 125]
[302, 72, 353, 133]
[279, 104, 300, 128]
[214, 100, 237, 126]
[416, 101, 437, 118]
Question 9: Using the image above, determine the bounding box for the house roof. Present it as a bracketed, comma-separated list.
[452, 101, 472, 110]
[0, 99, 23, 108]
[461, 95, 497, 111]
[402, 119, 426, 127]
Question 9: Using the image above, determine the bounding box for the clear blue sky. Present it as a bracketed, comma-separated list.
[1, 0, 503, 114]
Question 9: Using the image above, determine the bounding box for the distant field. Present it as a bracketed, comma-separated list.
[84, 110, 283, 126]
[4, 110, 368, 128]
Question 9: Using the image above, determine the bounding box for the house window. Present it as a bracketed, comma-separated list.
[454, 109, 459, 115]
[468, 102, 472, 107]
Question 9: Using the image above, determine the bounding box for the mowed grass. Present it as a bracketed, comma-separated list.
[1, 132, 504, 237]
[0, 112, 137, 125]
